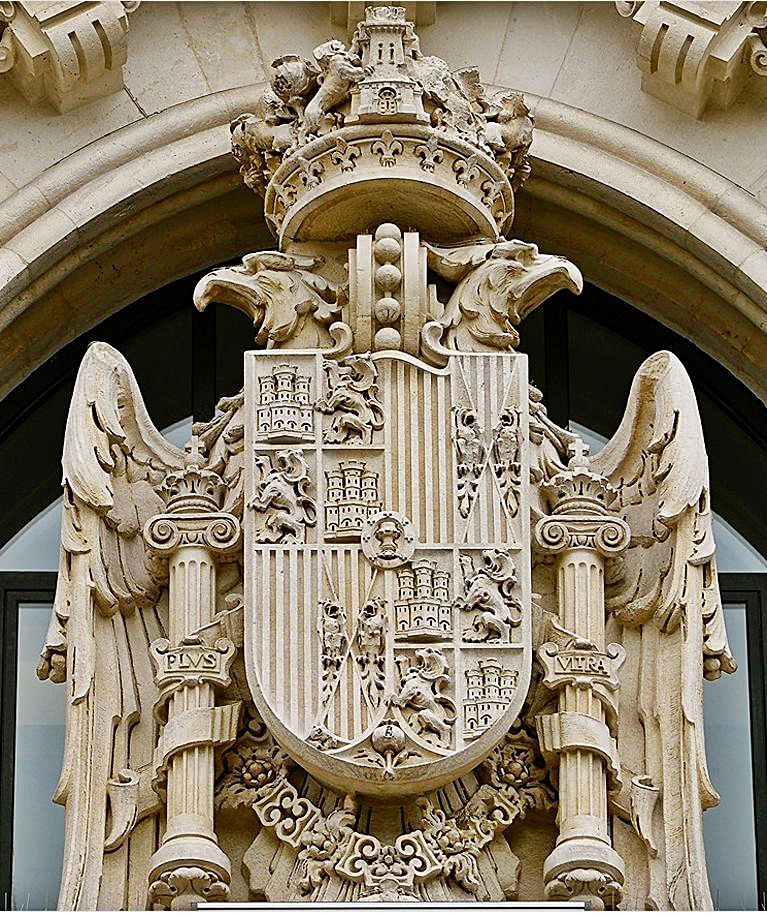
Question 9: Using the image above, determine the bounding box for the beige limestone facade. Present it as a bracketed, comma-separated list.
[2, 2, 767, 402]
[1, 1, 766, 911]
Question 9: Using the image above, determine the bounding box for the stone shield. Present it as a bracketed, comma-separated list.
[244, 349, 532, 796]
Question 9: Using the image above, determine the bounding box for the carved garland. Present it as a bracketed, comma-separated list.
[216, 720, 555, 900]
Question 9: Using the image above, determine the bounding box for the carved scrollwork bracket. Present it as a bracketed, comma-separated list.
[218, 722, 554, 902]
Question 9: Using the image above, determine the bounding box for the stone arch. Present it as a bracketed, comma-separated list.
[1, 84, 766, 401]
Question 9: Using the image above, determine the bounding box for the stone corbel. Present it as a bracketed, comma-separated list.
[0, 0, 139, 112]
[616, 1, 767, 117]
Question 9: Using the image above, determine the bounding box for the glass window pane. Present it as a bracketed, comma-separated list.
[711, 516, 767, 573]
[703, 603, 758, 910]
[13, 602, 66, 911]
[162, 415, 193, 450]
[0, 499, 63, 572]
[0, 418, 193, 573]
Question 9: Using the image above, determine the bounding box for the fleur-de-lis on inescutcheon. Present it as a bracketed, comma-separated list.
[371, 129, 404, 168]
[453, 153, 481, 188]
[330, 137, 361, 172]
[414, 134, 444, 173]
[296, 156, 324, 189]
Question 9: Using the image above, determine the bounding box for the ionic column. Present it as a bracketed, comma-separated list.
[144, 441, 241, 910]
[534, 445, 629, 910]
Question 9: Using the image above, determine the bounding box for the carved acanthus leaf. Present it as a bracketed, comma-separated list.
[216, 719, 292, 811]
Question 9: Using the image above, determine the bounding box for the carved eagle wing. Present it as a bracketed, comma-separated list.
[36, 342, 187, 909]
[588, 350, 735, 910]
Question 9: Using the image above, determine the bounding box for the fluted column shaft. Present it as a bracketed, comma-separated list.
[535, 453, 630, 910]
[164, 550, 217, 847]
[556, 550, 608, 843]
[143, 456, 240, 910]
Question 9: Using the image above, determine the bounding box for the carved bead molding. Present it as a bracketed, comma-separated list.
[0, 0, 139, 112]
[616, 1, 767, 117]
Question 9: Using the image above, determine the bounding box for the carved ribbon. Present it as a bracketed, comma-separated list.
[537, 712, 621, 790]
[153, 703, 242, 792]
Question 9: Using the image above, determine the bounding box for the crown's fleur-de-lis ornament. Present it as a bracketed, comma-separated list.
[39, 6, 735, 911]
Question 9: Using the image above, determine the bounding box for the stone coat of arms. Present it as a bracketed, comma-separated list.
[38, 6, 735, 911]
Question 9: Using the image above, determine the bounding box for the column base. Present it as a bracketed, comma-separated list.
[543, 839, 624, 910]
[148, 837, 231, 910]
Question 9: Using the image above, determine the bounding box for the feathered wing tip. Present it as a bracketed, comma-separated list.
[591, 350, 734, 674]
[39, 342, 186, 679]
[36, 342, 186, 909]
[591, 350, 735, 910]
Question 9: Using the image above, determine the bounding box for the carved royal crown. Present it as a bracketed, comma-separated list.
[231, 5, 533, 244]
[160, 438, 226, 513]
[544, 442, 617, 516]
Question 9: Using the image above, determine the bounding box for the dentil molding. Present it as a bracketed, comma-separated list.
[616, 0, 767, 117]
[0, 0, 139, 112]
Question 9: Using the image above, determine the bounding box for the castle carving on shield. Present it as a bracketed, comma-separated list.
[325, 460, 381, 539]
[256, 364, 314, 441]
[394, 560, 452, 638]
[464, 660, 519, 737]
[37, 5, 735, 911]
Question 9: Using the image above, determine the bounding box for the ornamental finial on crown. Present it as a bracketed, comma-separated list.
[545, 439, 617, 517]
[159, 436, 226, 513]
[231, 5, 533, 244]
